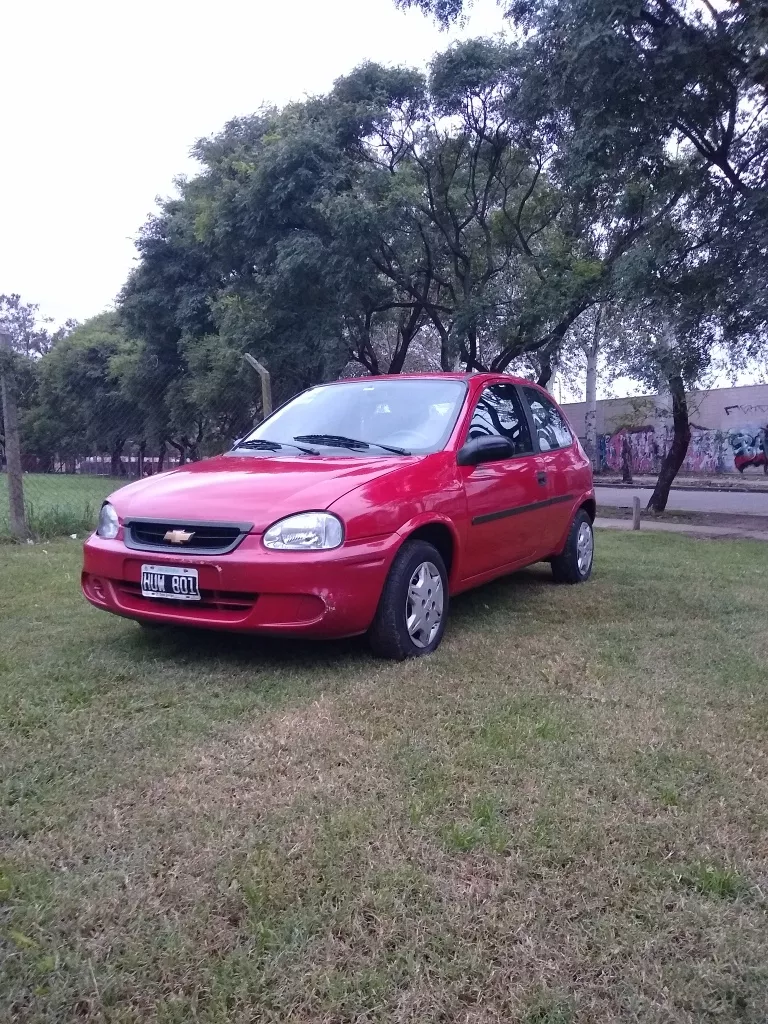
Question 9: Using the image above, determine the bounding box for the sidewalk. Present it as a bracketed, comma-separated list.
[595, 517, 768, 542]
[595, 473, 768, 494]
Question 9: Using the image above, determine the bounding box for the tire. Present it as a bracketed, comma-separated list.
[551, 509, 594, 584]
[368, 540, 449, 660]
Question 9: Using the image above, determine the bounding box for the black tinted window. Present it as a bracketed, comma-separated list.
[468, 384, 533, 455]
[523, 387, 573, 451]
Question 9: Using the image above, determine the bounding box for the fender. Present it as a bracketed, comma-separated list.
[552, 490, 597, 555]
[393, 511, 464, 589]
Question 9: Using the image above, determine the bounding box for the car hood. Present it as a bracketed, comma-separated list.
[107, 453, 412, 533]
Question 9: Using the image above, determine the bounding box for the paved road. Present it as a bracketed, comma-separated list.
[595, 486, 768, 516]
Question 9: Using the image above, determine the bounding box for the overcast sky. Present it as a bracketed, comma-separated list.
[1, 0, 507, 326]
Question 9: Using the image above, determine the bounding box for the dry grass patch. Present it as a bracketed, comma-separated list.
[2, 534, 768, 1021]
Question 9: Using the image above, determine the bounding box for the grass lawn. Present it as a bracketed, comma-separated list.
[0, 475, 121, 541]
[2, 532, 768, 1022]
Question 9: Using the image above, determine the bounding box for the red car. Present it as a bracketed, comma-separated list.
[82, 374, 595, 659]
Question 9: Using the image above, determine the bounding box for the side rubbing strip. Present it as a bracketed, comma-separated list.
[472, 494, 575, 526]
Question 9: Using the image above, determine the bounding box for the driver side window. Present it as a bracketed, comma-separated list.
[468, 384, 533, 456]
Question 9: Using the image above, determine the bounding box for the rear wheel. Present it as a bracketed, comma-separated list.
[368, 540, 449, 660]
[551, 509, 594, 584]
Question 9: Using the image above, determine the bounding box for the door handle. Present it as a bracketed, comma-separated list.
[536, 471, 547, 486]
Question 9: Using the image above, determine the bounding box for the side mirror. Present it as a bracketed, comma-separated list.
[457, 434, 515, 466]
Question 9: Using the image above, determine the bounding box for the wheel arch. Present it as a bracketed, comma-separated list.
[580, 497, 596, 522]
[401, 519, 457, 581]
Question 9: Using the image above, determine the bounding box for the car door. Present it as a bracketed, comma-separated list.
[459, 383, 547, 581]
[521, 386, 577, 551]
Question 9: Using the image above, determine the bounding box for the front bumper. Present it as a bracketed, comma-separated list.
[81, 531, 396, 638]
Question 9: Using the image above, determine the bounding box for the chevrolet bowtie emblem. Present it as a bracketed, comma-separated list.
[164, 529, 195, 544]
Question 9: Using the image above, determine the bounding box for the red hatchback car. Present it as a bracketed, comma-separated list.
[82, 374, 595, 659]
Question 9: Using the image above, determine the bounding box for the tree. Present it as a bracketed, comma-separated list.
[399, 0, 768, 508]
[555, 307, 603, 469]
[0, 294, 76, 358]
[601, 261, 718, 510]
[25, 315, 144, 474]
[187, 71, 444, 377]
[120, 33, 706, 490]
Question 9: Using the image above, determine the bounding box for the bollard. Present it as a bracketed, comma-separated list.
[632, 496, 641, 531]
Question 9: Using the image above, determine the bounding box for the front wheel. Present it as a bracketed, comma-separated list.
[368, 540, 449, 660]
[551, 510, 594, 584]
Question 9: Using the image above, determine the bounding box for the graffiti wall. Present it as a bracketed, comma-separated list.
[599, 421, 768, 475]
[563, 387, 768, 475]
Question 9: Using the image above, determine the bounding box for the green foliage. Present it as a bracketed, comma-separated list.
[22, 314, 141, 469]
[0, 294, 76, 358]
[400, 0, 768, 362]
[116, 38, 693, 405]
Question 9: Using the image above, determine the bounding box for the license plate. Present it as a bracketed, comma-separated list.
[140, 564, 200, 601]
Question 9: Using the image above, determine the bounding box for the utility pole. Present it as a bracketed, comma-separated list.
[243, 353, 273, 420]
[0, 330, 28, 539]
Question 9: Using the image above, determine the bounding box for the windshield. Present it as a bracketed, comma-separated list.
[236, 378, 467, 457]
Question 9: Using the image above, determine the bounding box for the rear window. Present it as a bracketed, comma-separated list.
[523, 387, 573, 451]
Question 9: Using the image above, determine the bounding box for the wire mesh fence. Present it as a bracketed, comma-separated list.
[0, 447, 193, 543]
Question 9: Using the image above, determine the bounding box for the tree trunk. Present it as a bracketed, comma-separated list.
[430, 317, 454, 372]
[110, 441, 125, 477]
[169, 439, 186, 466]
[584, 350, 598, 470]
[621, 433, 633, 484]
[182, 425, 203, 463]
[646, 374, 691, 513]
[388, 306, 422, 375]
[536, 350, 553, 389]
[157, 441, 166, 474]
[462, 325, 478, 373]
[137, 440, 146, 479]
[583, 312, 600, 471]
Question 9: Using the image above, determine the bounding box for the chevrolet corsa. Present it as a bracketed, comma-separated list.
[82, 374, 596, 659]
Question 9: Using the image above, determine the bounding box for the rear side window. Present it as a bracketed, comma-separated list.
[523, 387, 573, 451]
[467, 384, 533, 455]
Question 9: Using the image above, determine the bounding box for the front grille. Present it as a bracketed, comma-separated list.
[116, 580, 257, 613]
[124, 518, 252, 555]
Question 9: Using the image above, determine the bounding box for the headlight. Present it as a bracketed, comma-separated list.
[96, 502, 120, 539]
[263, 512, 343, 551]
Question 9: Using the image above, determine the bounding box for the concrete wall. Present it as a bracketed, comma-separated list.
[561, 384, 768, 475]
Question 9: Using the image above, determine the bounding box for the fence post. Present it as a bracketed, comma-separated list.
[243, 353, 273, 420]
[0, 330, 28, 539]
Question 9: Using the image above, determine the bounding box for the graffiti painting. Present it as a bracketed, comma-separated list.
[599, 423, 768, 475]
[729, 427, 768, 473]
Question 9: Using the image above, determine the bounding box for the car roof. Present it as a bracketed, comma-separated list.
[332, 372, 535, 387]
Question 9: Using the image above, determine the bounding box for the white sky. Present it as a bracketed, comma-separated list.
[1, 0, 507, 326]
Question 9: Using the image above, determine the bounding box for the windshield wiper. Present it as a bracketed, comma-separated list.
[234, 438, 319, 455]
[293, 434, 410, 456]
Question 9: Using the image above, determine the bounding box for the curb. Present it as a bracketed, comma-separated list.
[594, 481, 768, 495]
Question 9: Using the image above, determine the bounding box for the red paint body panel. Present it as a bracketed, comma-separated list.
[82, 373, 595, 639]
